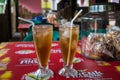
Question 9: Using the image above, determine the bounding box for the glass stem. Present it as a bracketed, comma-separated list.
[40, 65, 48, 70]
[65, 64, 73, 69]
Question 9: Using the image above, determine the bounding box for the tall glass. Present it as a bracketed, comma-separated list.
[32, 25, 53, 79]
[59, 24, 79, 78]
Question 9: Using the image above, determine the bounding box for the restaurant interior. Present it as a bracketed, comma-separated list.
[0, 0, 119, 42]
[0, 0, 120, 80]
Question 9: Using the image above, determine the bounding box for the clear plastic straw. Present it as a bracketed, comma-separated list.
[18, 17, 35, 27]
[67, 9, 83, 66]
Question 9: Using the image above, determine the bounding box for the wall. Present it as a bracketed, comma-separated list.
[0, 0, 11, 42]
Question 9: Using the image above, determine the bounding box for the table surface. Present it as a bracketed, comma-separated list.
[0, 41, 120, 80]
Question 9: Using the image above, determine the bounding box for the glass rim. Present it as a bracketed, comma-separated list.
[59, 24, 79, 29]
[34, 24, 53, 27]
[32, 25, 53, 32]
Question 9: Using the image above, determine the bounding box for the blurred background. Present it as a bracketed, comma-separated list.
[0, 0, 120, 42]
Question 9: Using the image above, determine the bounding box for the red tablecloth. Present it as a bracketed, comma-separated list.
[0, 42, 120, 80]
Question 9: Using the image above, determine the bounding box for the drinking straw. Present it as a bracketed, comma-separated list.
[18, 17, 35, 27]
[67, 9, 83, 66]
[71, 9, 83, 27]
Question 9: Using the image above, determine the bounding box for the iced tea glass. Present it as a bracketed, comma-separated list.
[59, 24, 79, 78]
[32, 25, 53, 79]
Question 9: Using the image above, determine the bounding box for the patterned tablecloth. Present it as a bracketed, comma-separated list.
[0, 41, 120, 80]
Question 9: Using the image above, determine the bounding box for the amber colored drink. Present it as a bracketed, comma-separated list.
[59, 26, 79, 65]
[33, 25, 52, 67]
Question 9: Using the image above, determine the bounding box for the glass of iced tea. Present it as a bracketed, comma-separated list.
[59, 23, 79, 78]
[32, 24, 53, 79]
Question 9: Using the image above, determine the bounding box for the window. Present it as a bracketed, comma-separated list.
[0, 0, 7, 14]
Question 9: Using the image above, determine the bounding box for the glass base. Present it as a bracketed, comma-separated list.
[59, 65, 78, 78]
[35, 68, 54, 79]
[25, 68, 54, 80]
